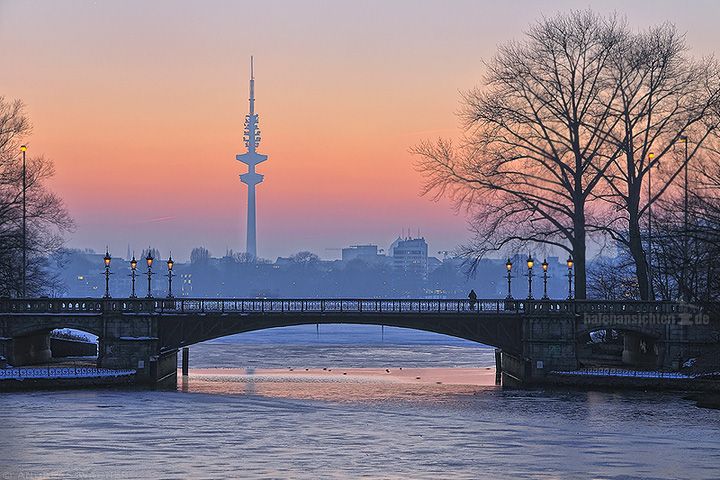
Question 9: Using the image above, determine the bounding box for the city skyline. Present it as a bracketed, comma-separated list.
[2, 1, 720, 260]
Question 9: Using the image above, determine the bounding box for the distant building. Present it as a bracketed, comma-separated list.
[341, 244, 383, 264]
[427, 256, 442, 272]
[274, 257, 294, 267]
[390, 237, 428, 277]
[180, 273, 193, 297]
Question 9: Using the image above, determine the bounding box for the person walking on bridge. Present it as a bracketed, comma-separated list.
[468, 289, 477, 311]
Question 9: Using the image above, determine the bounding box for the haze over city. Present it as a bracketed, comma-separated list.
[3, 0, 720, 260]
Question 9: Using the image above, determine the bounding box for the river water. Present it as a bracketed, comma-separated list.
[1, 325, 719, 479]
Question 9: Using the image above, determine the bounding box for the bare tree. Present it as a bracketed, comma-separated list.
[414, 10, 626, 299]
[190, 246, 211, 265]
[641, 142, 720, 302]
[652, 193, 720, 303]
[0, 97, 73, 297]
[587, 254, 639, 300]
[594, 24, 720, 300]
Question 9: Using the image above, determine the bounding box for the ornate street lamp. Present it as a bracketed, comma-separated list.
[678, 135, 689, 301]
[145, 250, 154, 298]
[20, 145, 27, 297]
[526, 255, 534, 299]
[648, 152, 655, 291]
[103, 247, 112, 298]
[678, 135, 689, 233]
[541, 258, 549, 300]
[129, 255, 138, 298]
[566, 256, 574, 300]
[166, 254, 174, 298]
[505, 258, 513, 299]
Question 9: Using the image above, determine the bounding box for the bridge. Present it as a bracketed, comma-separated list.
[1, 297, 718, 387]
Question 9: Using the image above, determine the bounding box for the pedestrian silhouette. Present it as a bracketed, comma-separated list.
[468, 289, 477, 310]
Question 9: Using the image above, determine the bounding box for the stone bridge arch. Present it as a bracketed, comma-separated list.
[156, 313, 524, 355]
[0, 316, 103, 366]
[576, 324, 666, 369]
[6, 316, 104, 339]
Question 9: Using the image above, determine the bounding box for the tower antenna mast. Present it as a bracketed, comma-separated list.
[236, 56, 268, 260]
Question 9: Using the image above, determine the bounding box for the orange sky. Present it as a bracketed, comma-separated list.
[2, 0, 720, 260]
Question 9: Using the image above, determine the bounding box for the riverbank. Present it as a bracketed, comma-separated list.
[548, 368, 720, 392]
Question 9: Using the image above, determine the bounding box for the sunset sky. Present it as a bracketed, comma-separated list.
[2, 0, 720, 261]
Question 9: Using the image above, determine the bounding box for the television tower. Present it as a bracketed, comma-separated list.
[236, 56, 267, 259]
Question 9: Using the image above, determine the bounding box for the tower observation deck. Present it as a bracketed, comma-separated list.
[236, 56, 267, 259]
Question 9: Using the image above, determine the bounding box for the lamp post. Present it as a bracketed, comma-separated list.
[541, 258, 549, 300]
[566, 256, 574, 300]
[145, 251, 154, 298]
[129, 255, 138, 298]
[166, 255, 174, 298]
[526, 255, 534, 299]
[103, 248, 112, 298]
[505, 258, 513, 299]
[20, 145, 27, 297]
[648, 152, 655, 297]
[680, 135, 689, 235]
[679, 135, 689, 301]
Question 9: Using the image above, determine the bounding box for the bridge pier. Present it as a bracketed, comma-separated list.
[182, 347, 189, 376]
[621, 332, 659, 368]
[517, 314, 579, 385]
[0, 337, 12, 364]
[99, 339, 177, 387]
[8, 331, 53, 366]
[150, 349, 178, 388]
[93, 312, 177, 387]
[500, 352, 530, 387]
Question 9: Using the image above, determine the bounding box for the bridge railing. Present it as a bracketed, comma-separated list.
[0, 298, 524, 314]
[157, 298, 523, 314]
[0, 298, 157, 314]
[0, 297, 711, 316]
[571, 301, 703, 314]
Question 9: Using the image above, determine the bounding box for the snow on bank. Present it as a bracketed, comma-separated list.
[552, 368, 720, 379]
[0, 367, 136, 380]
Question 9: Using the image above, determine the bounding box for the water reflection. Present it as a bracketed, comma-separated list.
[178, 367, 499, 403]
